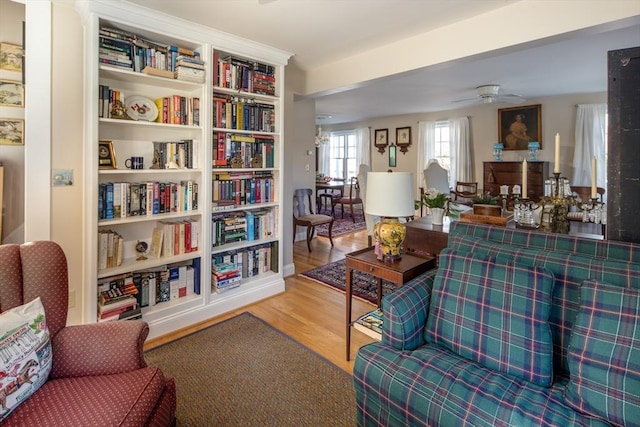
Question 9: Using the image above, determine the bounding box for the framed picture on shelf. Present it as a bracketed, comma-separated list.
[0, 118, 24, 145]
[99, 140, 117, 169]
[498, 104, 542, 150]
[0, 43, 23, 72]
[396, 126, 411, 153]
[374, 128, 388, 154]
[0, 80, 24, 107]
[389, 144, 397, 167]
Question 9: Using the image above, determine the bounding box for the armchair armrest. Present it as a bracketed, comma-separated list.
[382, 270, 436, 351]
[50, 320, 149, 379]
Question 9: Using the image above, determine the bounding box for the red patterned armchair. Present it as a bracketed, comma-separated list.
[0, 241, 176, 426]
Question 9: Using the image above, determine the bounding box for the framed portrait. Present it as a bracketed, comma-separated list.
[0, 118, 24, 145]
[0, 43, 23, 72]
[396, 126, 411, 153]
[388, 144, 397, 167]
[99, 140, 117, 169]
[374, 128, 388, 154]
[0, 80, 24, 107]
[498, 104, 542, 150]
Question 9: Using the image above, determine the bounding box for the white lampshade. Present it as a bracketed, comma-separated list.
[365, 172, 415, 217]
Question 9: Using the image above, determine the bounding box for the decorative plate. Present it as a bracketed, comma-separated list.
[124, 95, 158, 121]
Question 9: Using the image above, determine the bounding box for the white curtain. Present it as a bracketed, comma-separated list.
[416, 120, 436, 190]
[317, 139, 330, 177]
[449, 116, 472, 187]
[572, 104, 606, 199]
[355, 127, 370, 168]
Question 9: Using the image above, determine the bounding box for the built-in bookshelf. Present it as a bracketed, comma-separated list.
[80, 0, 291, 339]
[210, 49, 281, 297]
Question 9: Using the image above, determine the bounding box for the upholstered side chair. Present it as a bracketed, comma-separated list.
[0, 241, 176, 426]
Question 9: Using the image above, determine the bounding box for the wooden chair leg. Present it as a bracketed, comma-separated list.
[306, 226, 313, 252]
[350, 204, 355, 223]
[328, 221, 334, 246]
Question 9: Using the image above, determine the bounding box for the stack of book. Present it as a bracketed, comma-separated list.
[353, 308, 383, 340]
[97, 276, 140, 322]
[212, 262, 241, 293]
[175, 55, 205, 83]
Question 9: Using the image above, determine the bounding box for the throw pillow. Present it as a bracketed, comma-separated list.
[0, 297, 53, 421]
[425, 249, 555, 386]
[564, 280, 640, 426]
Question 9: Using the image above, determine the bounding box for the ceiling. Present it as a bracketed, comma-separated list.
[127, 0, 639, 124]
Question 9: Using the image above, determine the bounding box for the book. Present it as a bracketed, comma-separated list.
[353, 308, 383, 340]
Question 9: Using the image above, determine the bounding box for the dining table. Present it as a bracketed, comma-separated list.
[315, 180, 345, 210]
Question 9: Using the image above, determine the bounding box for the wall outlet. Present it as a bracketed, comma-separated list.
[305, 164, 310, 172]
[68, 290, 76, 308]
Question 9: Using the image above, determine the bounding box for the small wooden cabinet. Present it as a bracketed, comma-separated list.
[483, 161, 549, 201]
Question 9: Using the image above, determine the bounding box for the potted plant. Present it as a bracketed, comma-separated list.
[416, 188, 450, 225]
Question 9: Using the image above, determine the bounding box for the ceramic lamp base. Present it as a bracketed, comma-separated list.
[373, 217, 406, 262]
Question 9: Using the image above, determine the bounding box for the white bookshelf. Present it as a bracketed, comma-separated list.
[79, 0, 291, 339]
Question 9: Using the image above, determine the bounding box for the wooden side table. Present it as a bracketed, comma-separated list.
[345, 247, 436, 360]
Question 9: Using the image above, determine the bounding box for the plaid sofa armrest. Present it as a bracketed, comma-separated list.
[50, 320, 149, 379]
[382, 270, 436, 351]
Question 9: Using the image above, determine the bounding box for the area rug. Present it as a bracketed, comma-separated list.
[300, 258, 396, 304]
[316, 205, 366, 237]
[144, 312, 356, 427]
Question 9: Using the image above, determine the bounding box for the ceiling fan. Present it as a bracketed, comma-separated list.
[453, 84, 526, 105]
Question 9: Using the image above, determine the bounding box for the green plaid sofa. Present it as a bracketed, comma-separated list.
[354, 222, 640, 426]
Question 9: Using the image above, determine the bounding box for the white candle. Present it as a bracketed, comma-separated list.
[553, 133, 560, 173]
[591, 157, 597, 199]
[522, 159, 528, 198]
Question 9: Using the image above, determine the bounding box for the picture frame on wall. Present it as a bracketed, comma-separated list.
[99, 140, 117, 169]
[389, 144, 397, 167]
[0, 118, 24, 145]
[374, 128, 388, 154]
[0, 80, 24, 107]
[0, 43, 23, 72]
[498, 104, 542, 150]
[396, 126, 411, 153]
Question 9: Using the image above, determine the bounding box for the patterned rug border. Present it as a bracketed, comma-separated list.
[300, 259, 396, 305]
[316, 206, 366, 238]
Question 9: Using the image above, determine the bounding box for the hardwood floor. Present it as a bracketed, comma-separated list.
[144, 229, 377, 373]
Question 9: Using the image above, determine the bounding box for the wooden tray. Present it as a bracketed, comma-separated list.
[460, 209, 512, 226]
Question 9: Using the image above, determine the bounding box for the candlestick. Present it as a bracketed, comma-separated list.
[553, 133, 560, 173]
[522, 159, 528, 198]
[591, 157, 597, 199]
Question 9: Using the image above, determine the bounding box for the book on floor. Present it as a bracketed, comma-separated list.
[353, 308, 383, 340]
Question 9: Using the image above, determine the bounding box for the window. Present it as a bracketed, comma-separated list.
[328, 131, 357, 180]
[434, 121, 451, 171]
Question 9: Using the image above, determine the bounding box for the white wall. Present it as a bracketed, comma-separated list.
[51, 2, 84, 323]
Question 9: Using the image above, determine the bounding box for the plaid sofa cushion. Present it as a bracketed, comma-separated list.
[425, 249, 555, 386]
[448, 234, 640, 379]
[354, 342, 611, 427]
[564, 280, 640, 426]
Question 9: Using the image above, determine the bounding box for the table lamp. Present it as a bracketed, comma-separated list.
[365, 172, 415, 262]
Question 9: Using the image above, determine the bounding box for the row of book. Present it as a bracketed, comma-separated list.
[213, 52, 276, 96]
[154, 95, 200, 126]
[212, 132, 275, 169]
[97, 219, 199, 271]
[211, 208, 275, 247]
[99, 180, 199, 221]
[98, 230, 123, 270]
[212, 93, 275, 132]
[97, 258, 201, 321]
[212, 172, 274, 208]
[211, 242, 278, 293]
[100, 26, 202, 77]
[153, 139, 199, 169]
[151, 219, 200, 259]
